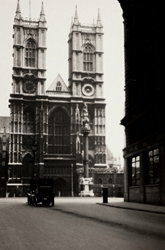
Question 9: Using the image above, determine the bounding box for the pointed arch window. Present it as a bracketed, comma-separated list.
[56, 82, 62, 91]
[48, 108, 70, 154]
[23, 106, 35, 133]
[83, 45, 93, 72]
[108, 178, 113, 184]
[25, 40, 36, 67]
[97, 177, 103, 184]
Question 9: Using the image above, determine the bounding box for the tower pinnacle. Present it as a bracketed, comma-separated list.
[70, 17, 73, 29]
[97, 8, 102, 27]
[41, 1, 45, 15]
[15, 0, 21, 20]
[73, 5, 79, 25]
[39, 1, 46, 22]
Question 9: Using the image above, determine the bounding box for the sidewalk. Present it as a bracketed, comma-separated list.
[98, 198, 165, 214]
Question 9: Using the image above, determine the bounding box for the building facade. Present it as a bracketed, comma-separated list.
[4, 1, 114, 197]
[118, 0, 165, 205]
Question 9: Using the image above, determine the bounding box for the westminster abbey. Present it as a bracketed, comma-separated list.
[0, 1, 124, 197]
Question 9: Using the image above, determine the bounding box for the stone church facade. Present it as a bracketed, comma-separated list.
[0, 1, 124, 197]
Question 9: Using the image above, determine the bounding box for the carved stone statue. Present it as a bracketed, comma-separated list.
[83, 103, 88, 116]
[82, 103, 90, 129]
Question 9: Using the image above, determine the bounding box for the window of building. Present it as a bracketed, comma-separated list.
[99, 153, 102, 163]
[48, 108, 70, 154]
[2, 152, 6, 158]
[131, 156, 140, 186]
[147, 148, 160, 184]
[98, 178, 103, 184]
[25, 40, 36, 67]
[95, 153, 98, 163]
[56, 82, 62, 91]
[83, 45, 93, 72]
[23, 107, 35, 133]
[108, 178, 112, 184]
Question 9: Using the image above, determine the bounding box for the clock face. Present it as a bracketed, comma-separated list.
[82, 84, 94, 96]
[23, 81, 36, 93]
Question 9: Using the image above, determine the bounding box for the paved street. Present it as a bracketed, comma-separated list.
[0, 197, 164, 250]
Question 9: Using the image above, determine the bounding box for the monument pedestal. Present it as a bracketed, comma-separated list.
[79, 177, 94, 197]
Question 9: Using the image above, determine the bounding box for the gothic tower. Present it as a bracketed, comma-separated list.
[8, 1, 47, 194]
[68, 7, 106, 172]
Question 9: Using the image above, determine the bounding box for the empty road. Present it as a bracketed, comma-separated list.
[0, 197, 164, 250]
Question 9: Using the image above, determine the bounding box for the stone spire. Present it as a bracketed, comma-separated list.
[96, 8, 102, 27]
[71, 17, 73, 27]
[39, 1, 46, 22]
[40, 1, 45, 15]
[73, 5, 79, 25]
[15, 0, 21, 19]
[70, 17, 73, 32]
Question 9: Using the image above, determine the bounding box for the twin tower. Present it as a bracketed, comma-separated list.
[8, 1, 106, 196]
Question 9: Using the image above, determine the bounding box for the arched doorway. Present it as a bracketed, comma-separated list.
[54, 178, 68, 197]
[22, 154, 34, 179]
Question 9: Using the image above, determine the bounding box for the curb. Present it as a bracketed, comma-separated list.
[97, 203, 165, 215]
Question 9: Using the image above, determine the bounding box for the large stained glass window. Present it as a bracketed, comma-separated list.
[48, 109, 70, 154]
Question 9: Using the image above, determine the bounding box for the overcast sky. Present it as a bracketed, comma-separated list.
[0, 0, 125, 164]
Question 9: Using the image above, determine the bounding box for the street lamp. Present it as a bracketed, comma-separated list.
[31, 143, 37, 178]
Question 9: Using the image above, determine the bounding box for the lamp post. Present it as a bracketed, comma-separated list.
[31, 143, 37, 178]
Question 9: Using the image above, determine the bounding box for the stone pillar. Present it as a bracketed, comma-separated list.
[20, 104, 23, 163]
[9, 135, 11, 163]
[13, 105, 15, 133]
[84, 131, 89, 178]
[21, 104, 23, 133]
[39, 103, 44, 164]
[80, 103, 94, 197]
[17, 134, 19, 163]
[12, 139, 14, 163]
[81, 103, 90, 178]
[46, 105, 48, 153]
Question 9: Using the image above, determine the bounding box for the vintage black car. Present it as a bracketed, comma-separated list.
[27, 178, 55, 206]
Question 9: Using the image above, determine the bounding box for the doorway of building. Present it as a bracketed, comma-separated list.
[54, 178, 68, 197]
[22, 154, 34, 179]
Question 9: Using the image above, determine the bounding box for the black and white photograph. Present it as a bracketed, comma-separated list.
[0, 0, 164, 249]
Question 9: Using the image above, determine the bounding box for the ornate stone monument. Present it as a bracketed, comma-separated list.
[79, 103, 94, 197]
